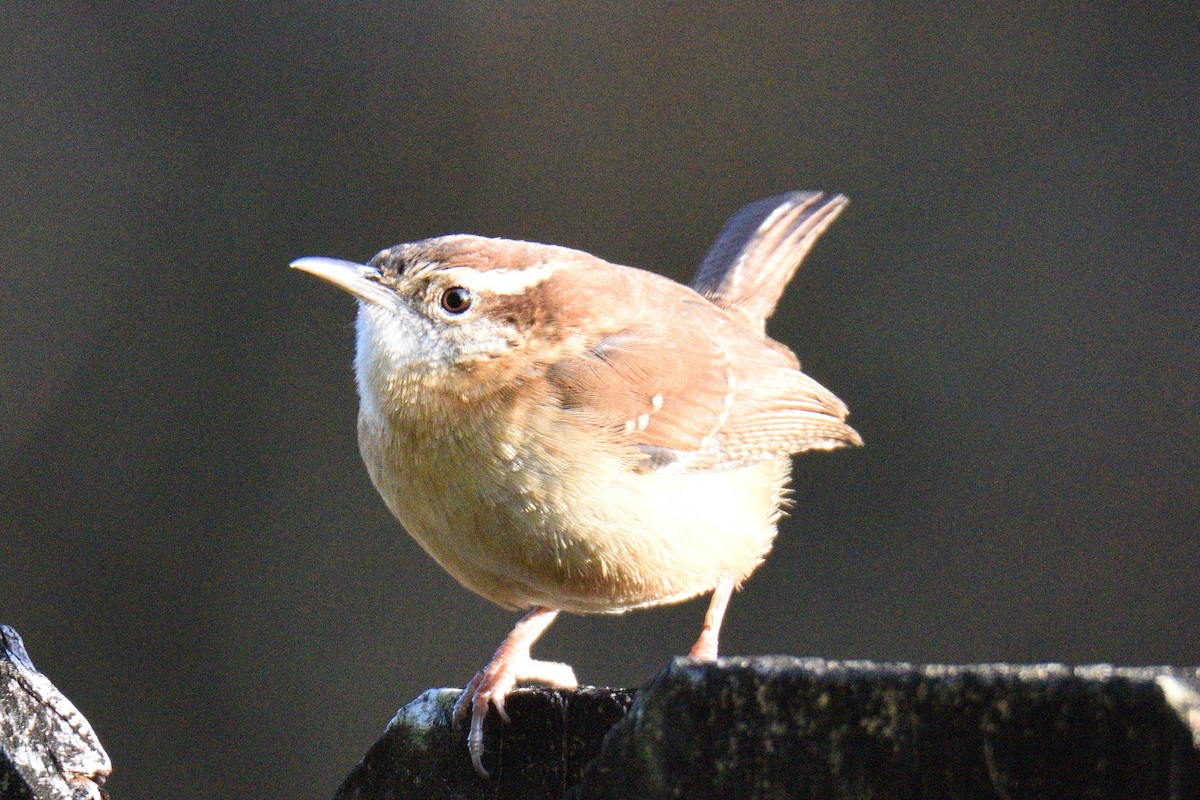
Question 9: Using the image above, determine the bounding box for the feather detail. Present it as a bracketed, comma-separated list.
[692, 192, 849, 333]
[545, 295, 860, 473]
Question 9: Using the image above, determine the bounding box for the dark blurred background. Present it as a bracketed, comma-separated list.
[2, 3, 1197, 798]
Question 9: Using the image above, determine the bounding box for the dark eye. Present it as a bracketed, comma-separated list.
[440, 286, 472, 314]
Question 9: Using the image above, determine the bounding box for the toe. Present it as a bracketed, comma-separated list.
[520, 660, 578, 689]
[453, 671, 483, 724]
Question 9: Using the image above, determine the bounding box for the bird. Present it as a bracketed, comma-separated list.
[291, 191, 861, 777]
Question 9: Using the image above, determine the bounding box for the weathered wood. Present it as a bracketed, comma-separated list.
[576, 657, 1200, 799]
[337, 657, 1200, 800]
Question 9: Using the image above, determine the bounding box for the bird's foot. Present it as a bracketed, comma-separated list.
[452, 607, 576, 778]
[453, 654, 577, 777]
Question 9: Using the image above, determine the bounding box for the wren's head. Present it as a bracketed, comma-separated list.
[291, 235, 601, 410]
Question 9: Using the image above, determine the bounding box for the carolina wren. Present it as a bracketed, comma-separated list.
[292, 191, 861, 777]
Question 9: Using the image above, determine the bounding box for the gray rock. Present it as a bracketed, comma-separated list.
[0, 626, 111, 800]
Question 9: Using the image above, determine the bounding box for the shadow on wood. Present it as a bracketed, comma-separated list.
[333, 686, 633, 800]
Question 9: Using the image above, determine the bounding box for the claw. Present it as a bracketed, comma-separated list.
[467, 696, 490, 777]
[493, 691, 511, 724]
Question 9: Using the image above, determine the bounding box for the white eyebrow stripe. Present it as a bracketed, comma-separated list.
[443, 262, 565, 295]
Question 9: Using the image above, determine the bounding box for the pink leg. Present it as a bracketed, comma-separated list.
[688, 574, 735, 660]
[452, 606, 577, 778]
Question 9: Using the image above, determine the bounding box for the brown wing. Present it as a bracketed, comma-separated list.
[546, 298, 861, 472]
[546, 324, 736, 456]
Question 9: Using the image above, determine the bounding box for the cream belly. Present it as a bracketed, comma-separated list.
[358, 403, 789, 614]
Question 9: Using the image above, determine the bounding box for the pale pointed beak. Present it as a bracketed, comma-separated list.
[290, 256, 397, 309]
